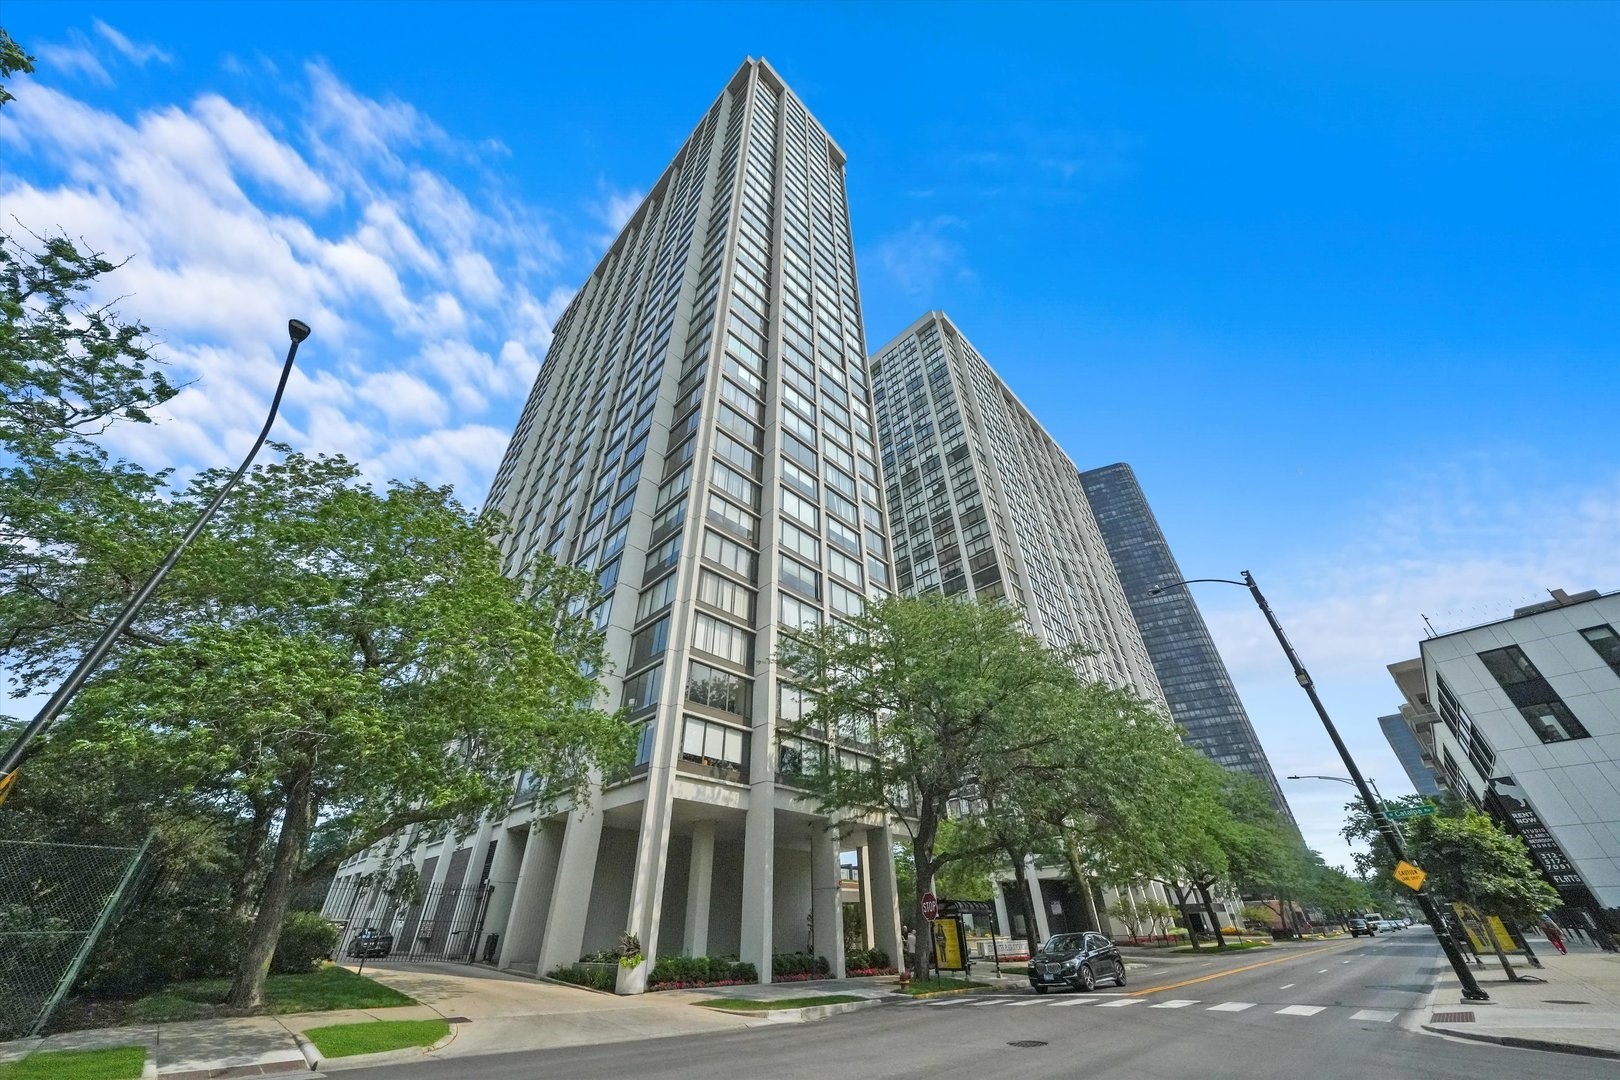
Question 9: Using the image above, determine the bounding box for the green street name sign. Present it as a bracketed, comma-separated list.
[1386, 804, 1437, 821]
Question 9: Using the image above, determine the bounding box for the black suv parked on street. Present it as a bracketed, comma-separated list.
[1027, 932, 1126, 994]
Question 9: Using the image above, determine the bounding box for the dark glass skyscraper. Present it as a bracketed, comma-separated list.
[1077, 462, 1296, 826]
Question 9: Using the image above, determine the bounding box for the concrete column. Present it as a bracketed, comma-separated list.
[738, 793, 775, 983]
[810, 823, 845, 978]
[498, 819, 563, 968]
[866, 822, 902, 966]
[683, 820, 716, 956]
[1025, 857, 1051, 944]
[535, 803, 606, 975]
[856, 839, 875, 950]
[992, 881, 1012, 947]
[480, 824, 527, 961]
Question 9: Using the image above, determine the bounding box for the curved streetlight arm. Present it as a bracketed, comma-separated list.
[1172, 569, 1490, 1000]
[0, 320, 310, 780]
[1149, 577, 1248, 594]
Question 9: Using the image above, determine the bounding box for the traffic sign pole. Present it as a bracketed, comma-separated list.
[1237, 572, 1489, 1001]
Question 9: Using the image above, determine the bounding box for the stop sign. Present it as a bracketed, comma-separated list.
[921, 892, 939, 920]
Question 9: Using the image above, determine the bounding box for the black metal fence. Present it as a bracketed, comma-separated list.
[322, 878, 510, 965]
[0, 837, 154, 1039]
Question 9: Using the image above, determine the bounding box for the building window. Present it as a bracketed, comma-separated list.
[681, 715, 748, 770]
[629, 616, 670, 668]
[1580, 624, 1620, 676]
[686, 660, 753, 718]
[1477, 645, 1541, 687]
[692, 611, 753, 666]
[623, 664, 663, 715]
[1519, 700, 1591, 743]
[1477, 645, 1590, 743]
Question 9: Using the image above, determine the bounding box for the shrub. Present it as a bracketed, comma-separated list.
[846, 947, 891, 971]
[770, 952, 829, 978]
[646, 955, 759, 989]
[272, 911, 341, 974]
[550, 964, 616, 991]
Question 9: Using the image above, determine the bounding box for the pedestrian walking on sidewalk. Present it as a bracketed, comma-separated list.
[1541, 915, 1567, 955]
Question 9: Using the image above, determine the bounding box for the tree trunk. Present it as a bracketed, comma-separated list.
[1062, 832, 1102, 934]
[1196, 880, 1228, 949]
[230, 801, 274, 918]
[1163, 881, 1201, 951]
[1474, 910, 1521, 982]
[909, 832, 936, 980]
[1009, 854, 1040, 953]
[227, 768, 315, 1009]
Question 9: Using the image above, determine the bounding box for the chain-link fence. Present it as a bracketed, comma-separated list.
[0, 837, 153, 1039]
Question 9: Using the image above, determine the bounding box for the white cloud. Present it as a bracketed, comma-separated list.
[92, 20, 173, 67]
[34, 42, 111, 86]
[870, 216, 971, 297]
[1, 59, 591, 504]
[1191, 457, 1620, 874]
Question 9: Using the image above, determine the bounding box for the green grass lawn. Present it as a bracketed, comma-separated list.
[1173, 939, 1272, 953]
[899, 977, 990, 996]
[696, 994, 866, 1011]
[0, 1046, 146, 1080]
[130, 965, 415, 1022]
[303, 1019, 450, 1059]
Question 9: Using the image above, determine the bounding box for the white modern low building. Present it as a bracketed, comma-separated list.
[1412, 588, 1620, 942]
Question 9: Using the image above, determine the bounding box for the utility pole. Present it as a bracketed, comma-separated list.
[0, 320, 309, 783]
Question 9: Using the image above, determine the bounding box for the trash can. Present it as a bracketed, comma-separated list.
[483, 933, 500, 964]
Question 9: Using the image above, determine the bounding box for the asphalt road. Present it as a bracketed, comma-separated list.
[359, 934, 1612, 1079]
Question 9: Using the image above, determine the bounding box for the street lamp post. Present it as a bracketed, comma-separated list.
[1287, 773, 1401, 840]
[0, 320, 311, 783]
[1152, 571, 1490, 1000]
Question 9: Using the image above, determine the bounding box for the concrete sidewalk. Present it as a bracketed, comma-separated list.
[1420, 940, 1620, 1059]
[0, 962, 865, 1076]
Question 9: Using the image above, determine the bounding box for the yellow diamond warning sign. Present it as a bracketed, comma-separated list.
[1393, 860, 1427, 891]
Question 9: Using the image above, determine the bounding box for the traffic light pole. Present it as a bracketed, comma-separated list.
[1239, 570, 1490, 1001]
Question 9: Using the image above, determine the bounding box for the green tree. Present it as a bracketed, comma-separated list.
[43, 453, 633, 1008]
[778, 594, 1085, 977]
[2, 27, 35, 110]
[1341, 797, 1557, 978]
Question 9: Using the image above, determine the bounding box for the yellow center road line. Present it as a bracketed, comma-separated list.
[1127, 945, 1339, 997]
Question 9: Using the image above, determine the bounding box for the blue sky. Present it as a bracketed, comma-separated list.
[3, 2, 1617, 874]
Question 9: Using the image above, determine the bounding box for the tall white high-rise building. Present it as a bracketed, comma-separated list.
[325, 58, 901, 992]
[869, 312, 1217, 941]
[870, 311, 1162, 701]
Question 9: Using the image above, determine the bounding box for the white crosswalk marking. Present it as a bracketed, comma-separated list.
[1350, 1009, 1399, 1022]
[1279, 983, 1295, 990]
[1094, 999, 1144, 1007]
[1208, 1001, 1255, 1012]
[1276, 1005, 1325, 1016]
[1149, 999, 1199, 1009]
[1006, 1000, 1040, 1007]
[1049, 998, 1090, 1007]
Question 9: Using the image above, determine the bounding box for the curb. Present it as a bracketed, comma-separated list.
[900, 985, 996, 1001]
[1419, 1024, 1620, 1061]
[762, 998, 885, 1024]
[142, 1053, 158, 1079]
[298, 1023, 459, 1073]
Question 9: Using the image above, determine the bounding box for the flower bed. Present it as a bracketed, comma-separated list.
[846, 966, 898, 977]
[644, 955, 758, 992]
[648, 977, 758, 991]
